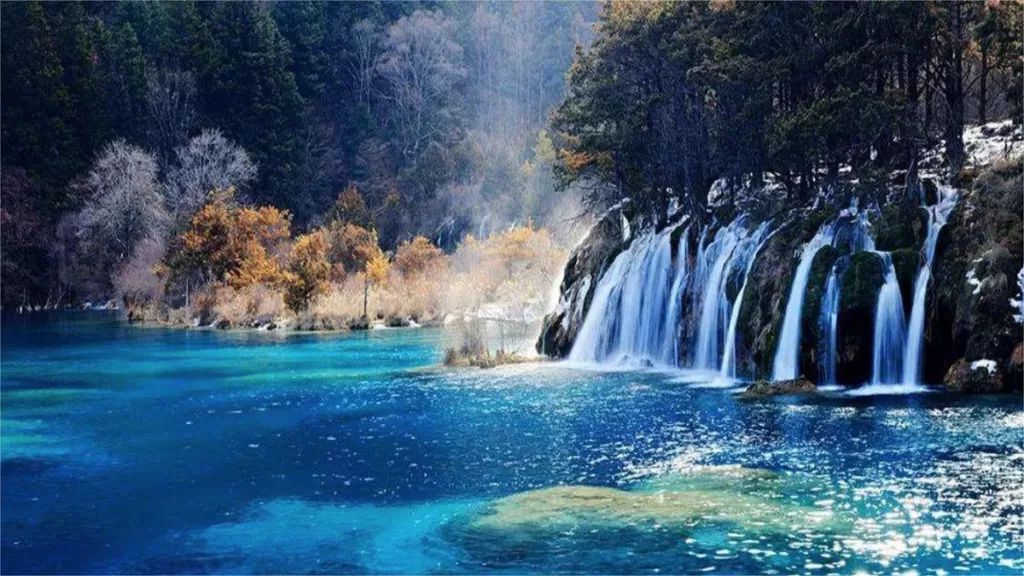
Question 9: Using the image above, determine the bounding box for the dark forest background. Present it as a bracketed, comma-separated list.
[1, 0, 1021, 309]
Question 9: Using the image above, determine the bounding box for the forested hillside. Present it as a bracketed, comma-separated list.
[1, 0, 598, 308]
[554, 1, 1022, 218]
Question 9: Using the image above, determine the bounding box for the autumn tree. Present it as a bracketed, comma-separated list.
[393, 236, 446, 278]
[284, 231, 331, 312]
[170, 189, 291, 291]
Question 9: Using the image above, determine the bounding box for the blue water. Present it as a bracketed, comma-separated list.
[2, 313, 1022, 574]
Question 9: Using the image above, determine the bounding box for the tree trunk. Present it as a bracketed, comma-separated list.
[943, 2, 966, 171]
[363, 279, 369, 319]
[979, 44, 989, 125]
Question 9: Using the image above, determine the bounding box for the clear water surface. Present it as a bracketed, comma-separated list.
[1, 313, 1022, 574]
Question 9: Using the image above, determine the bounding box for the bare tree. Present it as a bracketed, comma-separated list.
[375, 10, 467, 158]
[146, 69, 197, 167]
[165, 129, 257, 216]
[76, 140, 169, 262]
[348, 19, 381, 107]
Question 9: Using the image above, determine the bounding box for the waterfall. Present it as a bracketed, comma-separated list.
[569, 223, 687, 365]
[871, 251, 907, 385]
[902, 185, 959, 385]
[691, 222, 745, 370]
[719, 222, 774, 379]
[664, 226, 692, 364]
[818, 260, 844, 387]
[771, 223, 836, 381]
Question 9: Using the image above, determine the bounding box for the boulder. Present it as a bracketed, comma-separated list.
[942, 358, 1005, 393]
[349, 315, 371, 331]
[742, 377, 816, 397]
[385, 315, 410, 328]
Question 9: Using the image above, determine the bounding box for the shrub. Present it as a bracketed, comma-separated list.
[115, 235, 167, 314]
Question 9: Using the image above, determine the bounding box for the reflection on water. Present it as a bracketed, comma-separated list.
[1, 312, 1022, 574]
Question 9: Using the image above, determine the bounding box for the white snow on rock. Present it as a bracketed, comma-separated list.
[970, 359, 997, 374]
[966, 269, 983, 295]
[964, 120, 1023, 167]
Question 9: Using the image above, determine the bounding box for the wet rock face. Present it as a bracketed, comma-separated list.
[537, 202, 635, 357]
[834, 252, 885, 384]
[736, 214, 829, 378]
[931, 159, 1024, 389]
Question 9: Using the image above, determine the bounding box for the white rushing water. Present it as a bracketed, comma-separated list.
[772, 223, 836, 381]
[691, 222, 745, 370]
[719, 221, 774, 379]
[818, 261, 844, 387]
[569, 223, 688, 366]
[871, 251, 907, 385]
[902, 184, 959, 385]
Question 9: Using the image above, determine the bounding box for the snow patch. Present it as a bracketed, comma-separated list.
[966, 269, 983, 295]
[970, 359, 997, 374]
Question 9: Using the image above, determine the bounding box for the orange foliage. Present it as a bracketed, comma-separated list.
[284, 232, 331, 312]
[329, 185, 371, 227]
[172, 189, 291, 289]
[319, 222, 383, 281]
[393, 236, 446, 277]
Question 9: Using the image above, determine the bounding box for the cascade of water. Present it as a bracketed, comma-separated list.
[568, 224, 686, 365]
[691, 220, 746, 370]
[772, 223, 837, 381]
[663, 226, 692, 364]
[818, 260, 844, 387]
[902, 184, 959, 385]
[719, 221, 774, 379]
[871, 251, 907, 385]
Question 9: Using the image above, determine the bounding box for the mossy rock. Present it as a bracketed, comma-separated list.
[797, 245, 840, 381]
[872, 201, 924, 252]
[834, 252, 886, 384]
[931, 158, 1023, 385]
[890, 248, 921, 313]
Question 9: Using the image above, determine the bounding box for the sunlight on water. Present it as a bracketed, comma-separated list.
[1, 314, 1021, 574]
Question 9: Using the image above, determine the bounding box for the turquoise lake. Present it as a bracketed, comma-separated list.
[1, 313, 1022, 574]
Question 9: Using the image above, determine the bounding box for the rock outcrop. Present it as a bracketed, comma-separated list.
[537, 201, 635, 357]
[742, 378, 817, 397]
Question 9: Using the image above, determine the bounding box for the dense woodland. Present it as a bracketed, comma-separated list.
[555, 0, 1022, 218]
[1, 0, 1021, 321]
[1, 0, 596, 309]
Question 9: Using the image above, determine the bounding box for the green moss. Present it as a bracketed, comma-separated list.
[873, 202, 922, 252]
[799, 245, 840, 376]
[840, 252, 885, 312]
[890, 248, 920, 312]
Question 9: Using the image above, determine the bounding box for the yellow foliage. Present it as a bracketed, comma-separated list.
[365, 252, 391, 287]
[533, 129, 557, 164]
[284, 232, 331, 312]
[393, 235, 447, 278]
[319, 221, 382, 280]
[172, 189, 291, 289]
